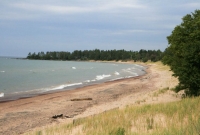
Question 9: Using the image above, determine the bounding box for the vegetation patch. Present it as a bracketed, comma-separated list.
[162, 10, 200, 96]
[27, 49, 163, 62]
[25, 97, 200, 135]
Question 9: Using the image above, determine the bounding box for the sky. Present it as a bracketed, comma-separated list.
[0, 0, 200, 57]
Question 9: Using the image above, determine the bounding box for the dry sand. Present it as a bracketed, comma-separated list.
[0, 62, 180, 135]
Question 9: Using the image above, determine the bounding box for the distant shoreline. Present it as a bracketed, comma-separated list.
[2, 55, 150, 66]
[0, 60, 146, 103]
[0, 56, 26, 59]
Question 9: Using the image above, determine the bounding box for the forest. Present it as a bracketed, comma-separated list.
[27, 49, 163, 62]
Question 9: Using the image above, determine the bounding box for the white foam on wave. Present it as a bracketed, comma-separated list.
[135, 64, 144, 68]
[125, 67, 136, 71]
[124, 70, 133, 74]
[51, 82, 83, 90]
[109, 77, 124, 81]
[126, 76, 134, 78]
[8, 82, 84, 95]
[0, 93, 4, 97]
[96, 74, 111, 80]
[114, 71, 120, 75]
[0, 71, 5, 73]
[122, 68, 139, 75]
[14, 91, 20, 93]
[72, 67, 76, 69]
[84, 80, 91, 83]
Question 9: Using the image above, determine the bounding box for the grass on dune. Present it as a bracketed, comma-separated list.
[25, 62, 199, 135]
[26, 96, 200, 135]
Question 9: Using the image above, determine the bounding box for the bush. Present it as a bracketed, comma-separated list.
[162, 10, 200, 96]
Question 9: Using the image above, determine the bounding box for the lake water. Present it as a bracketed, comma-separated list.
[0, 57, 146, 101]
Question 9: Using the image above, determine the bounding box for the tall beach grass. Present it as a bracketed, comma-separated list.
[25, 96, 200, 135]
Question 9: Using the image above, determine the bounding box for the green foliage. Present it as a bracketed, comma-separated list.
[36, 131, 42, 135]
[162, 10, 200, 96]
[146, 117, 154, 130]
[109, 127, 125, 135]
[159, 87, 169, 93]
[27, 49, 163, 62]
[174, 84, 187, 93]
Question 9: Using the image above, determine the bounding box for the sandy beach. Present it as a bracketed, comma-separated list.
[0, 62, 180, 135]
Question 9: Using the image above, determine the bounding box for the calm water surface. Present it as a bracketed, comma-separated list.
[0, 57, 146, 101]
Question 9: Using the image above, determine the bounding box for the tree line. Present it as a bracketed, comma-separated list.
[27, 49, 163, 62]
[27, 9, 200, 97]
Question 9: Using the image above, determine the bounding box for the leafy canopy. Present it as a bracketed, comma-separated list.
[162, 10, 200, 96]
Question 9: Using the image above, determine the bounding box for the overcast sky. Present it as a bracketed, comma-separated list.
[0, 0, 200, 57]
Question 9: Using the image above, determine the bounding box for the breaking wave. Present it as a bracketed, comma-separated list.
[0, 93, 4, 97]
[96, 74, 111, 80]
[51, 82, 82, 90]
[114, 71, 120, 75]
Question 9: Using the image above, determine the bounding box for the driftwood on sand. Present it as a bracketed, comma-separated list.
[71, 98, 92, 101]
[52, 114, 63, 119]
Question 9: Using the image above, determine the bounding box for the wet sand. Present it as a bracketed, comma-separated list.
[0, 62, 179, 135]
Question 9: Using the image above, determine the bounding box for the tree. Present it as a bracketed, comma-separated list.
[162, 10, 200, 96]
[27, 52, 32, 59]
[27, 49, 163, 62]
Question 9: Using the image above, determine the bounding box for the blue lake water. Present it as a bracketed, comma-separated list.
[0, 57, 146, 101]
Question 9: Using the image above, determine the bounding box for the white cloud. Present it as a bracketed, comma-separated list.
[11, 3, 91, 14]
[9, 1, 147, 15]
[1, 0, 196, 56]
[0, 1, 149, 20]
[181, 2, 200, 8]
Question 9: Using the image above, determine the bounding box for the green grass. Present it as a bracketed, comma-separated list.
[25, 97, 200, 135]
[151, 87, 170, 97]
